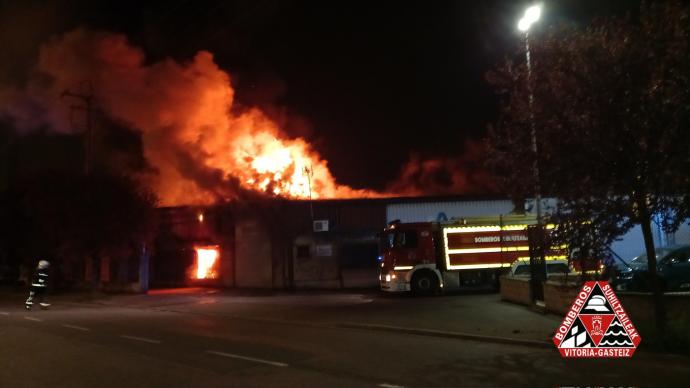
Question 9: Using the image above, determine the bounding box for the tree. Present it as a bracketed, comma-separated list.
[487, 2, 690, 333]
[2, 170, 157, 289]
[0, 113, 158, 289]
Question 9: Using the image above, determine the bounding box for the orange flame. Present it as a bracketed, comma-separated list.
[32, 29, 384, 205]
[5, 29, 491, 204]
[228, 125, 369, 200]
[194, 246, 219, 279]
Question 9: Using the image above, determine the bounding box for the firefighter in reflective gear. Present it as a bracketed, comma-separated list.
[25, 260, 50, 310]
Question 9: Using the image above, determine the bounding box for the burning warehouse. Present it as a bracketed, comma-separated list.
[153, 206, 233, 288]
[152, 193, 679, 292]
[152, 196, 524, 290]
[153, 199, 387, 289]
[0, 28, 498, 293]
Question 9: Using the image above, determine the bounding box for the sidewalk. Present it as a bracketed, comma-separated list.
[343, 293, 562, 345]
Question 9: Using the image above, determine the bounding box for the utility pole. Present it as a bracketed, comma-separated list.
[61, 89, 94, 174]
[304, 165, 314, 222]
[62, 87, 98, 289]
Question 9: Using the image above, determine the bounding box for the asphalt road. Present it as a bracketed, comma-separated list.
[1, 290, 688, 388]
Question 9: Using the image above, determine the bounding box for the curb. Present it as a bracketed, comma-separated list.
[337, 322, 553, 349]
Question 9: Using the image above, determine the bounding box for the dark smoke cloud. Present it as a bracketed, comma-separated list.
[1, 28, 377, 204]
[1, 25, 497, 204]
[386, 140, 497, 196]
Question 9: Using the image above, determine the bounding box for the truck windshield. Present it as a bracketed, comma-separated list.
[380, 232, 395, 250]
[380, 230, 418, 250]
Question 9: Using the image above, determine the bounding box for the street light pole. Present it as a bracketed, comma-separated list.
[524, 31, 542, 225]
[518, 4, 546, 304]
[518, 4, 543, 224]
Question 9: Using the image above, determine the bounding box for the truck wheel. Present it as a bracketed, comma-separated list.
[411, 271, 439, 296]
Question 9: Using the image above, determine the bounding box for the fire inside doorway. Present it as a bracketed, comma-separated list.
[188, 245, 221, 286]
[194, 245, 220, 280]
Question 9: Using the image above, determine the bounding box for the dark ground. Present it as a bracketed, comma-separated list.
[1, 288, 688, 387]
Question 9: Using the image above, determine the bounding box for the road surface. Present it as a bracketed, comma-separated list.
[0, 289, 687, 387]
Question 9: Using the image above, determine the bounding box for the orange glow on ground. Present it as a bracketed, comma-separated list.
[147, 287, 218, 295]
[195, 247, 219, 279]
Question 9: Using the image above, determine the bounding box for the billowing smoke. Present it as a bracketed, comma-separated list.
[386, 140, 497, 196]
[1, 28, 496, 205]
[3, 28, 377, 205]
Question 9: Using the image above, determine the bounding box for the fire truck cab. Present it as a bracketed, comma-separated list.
[379, 215, 563, 295]
[379, 222, 442, 293]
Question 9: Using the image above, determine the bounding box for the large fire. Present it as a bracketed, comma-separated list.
[0, 29, 488, 203]
[228, 124, 364, 199]
[194, 246, 219, 280]
[26, 29, 381, 205]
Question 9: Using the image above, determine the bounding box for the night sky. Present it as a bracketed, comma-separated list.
[1, 0, 638, 191]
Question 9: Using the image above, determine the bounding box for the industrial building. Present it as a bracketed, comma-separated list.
[152, 196, 521, 289]
[148, 195, 690, 290]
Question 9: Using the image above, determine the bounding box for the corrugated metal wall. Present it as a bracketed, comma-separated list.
[386, 200, 516, 223]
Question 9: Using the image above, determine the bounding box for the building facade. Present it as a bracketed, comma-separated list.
[151, 195, 689, 290]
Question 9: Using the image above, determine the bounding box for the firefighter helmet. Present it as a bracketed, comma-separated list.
[38, 260, 50, 269]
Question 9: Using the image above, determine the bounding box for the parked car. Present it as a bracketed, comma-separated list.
[612, 245, 690, 292]
[614, 247, 675, 271]
[508, 259, 575, 278]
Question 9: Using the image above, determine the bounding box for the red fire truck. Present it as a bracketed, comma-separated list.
[379, 214, 567, 294]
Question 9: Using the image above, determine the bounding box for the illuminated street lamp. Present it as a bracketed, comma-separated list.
[518, 5, 541, 32]
[518, 4, 542, 223]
